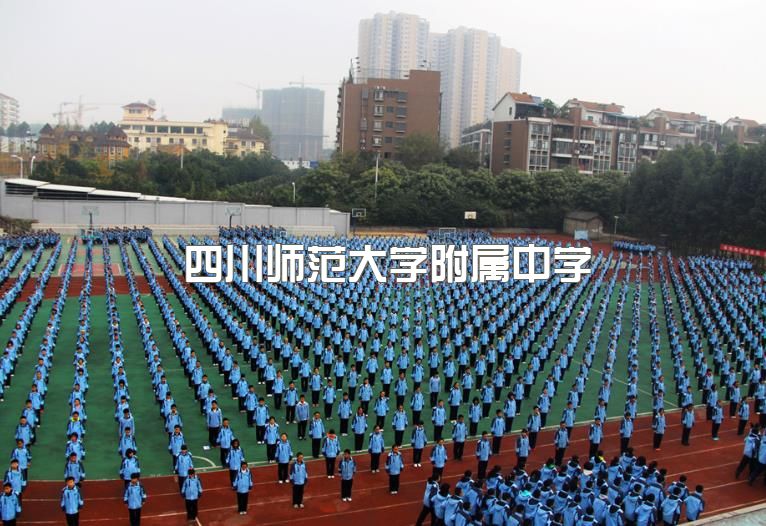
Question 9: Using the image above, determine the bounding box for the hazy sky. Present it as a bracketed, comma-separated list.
[2, 0, 763, 145]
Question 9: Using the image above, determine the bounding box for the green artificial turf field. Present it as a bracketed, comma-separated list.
[0, 239, 703, 480]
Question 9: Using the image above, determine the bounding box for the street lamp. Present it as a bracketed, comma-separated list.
[613, 215, 620, 236]
[291, 182, 296, 203]
[10, 155, 23, 178]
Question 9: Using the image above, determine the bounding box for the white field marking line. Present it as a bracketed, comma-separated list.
[23, 421, 743, 502]
[192, 455, 217, 468]
[704, 479, 757, 492]
[571, 358, 677, 408]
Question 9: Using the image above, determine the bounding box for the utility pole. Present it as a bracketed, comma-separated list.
[374, 152, 380, 201]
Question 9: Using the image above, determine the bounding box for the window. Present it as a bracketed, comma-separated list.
[179, 138, 184, 144]
[146, 137, 151, 143]
[386, 106, 394, 113]
[170, 126, 182, 134]
[183, 127, 195, 134]
[202, 139, 207, 146]
[144, 125, 155, 133]
[374, 89, 384, 101]
[373, 120, 383, 131]
[372, 136, 382, 146]
[192, 138, 197, 145]
[384, 136, 393, 144]
[397, 91, 407, 103]
[361, 87, 369, 99]
[169, 138, 174, 144]
[360, 118, 368, 131]
[133, 137, 139, 143]
[373, 105, 384, 116]
[196, 127, 204, 134]
[156, 138, 162, 144]
[157, 126, 168, 133]
[395, 122, 406, 133]
[385, 121, 394, 129]
[395, 107, 407, 117]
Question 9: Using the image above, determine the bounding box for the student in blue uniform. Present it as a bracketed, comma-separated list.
[60, 476, 83, 526]
[681, 405, 695, 446]
[653, 408, 666, 450]
[386, 445, 405, 494]
[553, 421, 569, 466]
[322, 430, 341, 478]
[276, 434, 293, 483]
[411, 421, 428, 467]
[0, 482, 21, 526]
[475, 431, 492, 481]
[123, 473, 146, 526]
[515, 428, 531, 471]
[415, 477, 439, 526]
[491, 410, 506, 455]
[684, 485, 705, 522]
[368, 426, 385, 473]
[290, 453, 308, 508]
[181, 469, 202, 521]
[619, 413, 634, 453]
[452, 414, 467, 460]
[232, 462, 253, 515]
[352, 407, 368, 452]
[430, 438, 448, 481]
[338, 449, 356, 502]
[735, 425, 759, 479]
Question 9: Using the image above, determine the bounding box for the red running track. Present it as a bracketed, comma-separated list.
[16, 406, 766, 525]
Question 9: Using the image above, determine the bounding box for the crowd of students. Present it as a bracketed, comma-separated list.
[0, 226, 762, 525]
[415, 451, 705, 526]
[0, 234, 72, 524]
[611, 242, 656, 254]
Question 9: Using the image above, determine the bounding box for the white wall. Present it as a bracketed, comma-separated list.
[0, 185, 349, 235]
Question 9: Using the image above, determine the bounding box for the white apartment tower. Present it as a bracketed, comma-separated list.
[429, 28, 521, 147]
[357, 12, 430, 80]
[0, 93, 20, 130]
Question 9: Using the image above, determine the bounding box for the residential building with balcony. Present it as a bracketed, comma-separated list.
[36, 123, 130, 163]
[723, 117, 765, 146]
[224, 127, 266, 157]
[491, 94, 639, 175]
[638, 108, 718, 161]
[460, 121, 492, 167]
[336, 69, 441, 159]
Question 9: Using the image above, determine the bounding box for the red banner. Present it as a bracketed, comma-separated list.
[719, 243, 766, 258]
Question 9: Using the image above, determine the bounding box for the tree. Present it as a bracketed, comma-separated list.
[395, 133, 444, 169]
[88, 121, 116, 135]
[444, 146, 480, 172]
[541, 99, 559, 118]
[247, 116, 272, 145]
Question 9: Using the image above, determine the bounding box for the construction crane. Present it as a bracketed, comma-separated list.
[52, 97, 121, 127]
[237, 82, 262, 109]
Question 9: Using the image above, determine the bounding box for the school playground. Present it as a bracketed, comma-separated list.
[0, 229, 761, 524]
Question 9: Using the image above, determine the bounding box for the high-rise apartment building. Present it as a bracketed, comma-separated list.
[259, 87, 325, 162]
[429, 28, 521, 147]
[357, 12, 430, 80]
[357, 14, 522, 150]
[336, 70, 441, 160]
[0, 93, 20, 130]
